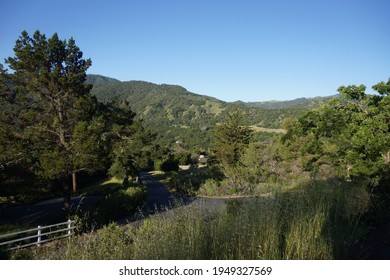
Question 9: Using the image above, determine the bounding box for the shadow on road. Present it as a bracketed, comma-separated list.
[0, 195, 102, 227]
[117, 172, 229, 226]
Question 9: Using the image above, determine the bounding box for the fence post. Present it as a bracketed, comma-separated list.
[67, 220, 71, 237]
[37, 226, 41, 247]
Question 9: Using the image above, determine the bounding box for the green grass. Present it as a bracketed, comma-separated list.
[78, 177, 122, 196]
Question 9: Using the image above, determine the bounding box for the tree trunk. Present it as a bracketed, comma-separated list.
[63, 176, 71, 218]
[72, 171, 77, 193]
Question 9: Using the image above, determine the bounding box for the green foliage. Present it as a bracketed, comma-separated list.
[108, 106, 155, 184]
[73, 185, 146, 232]
[1, 33, 156, 204]
[283, 79, 390, 183]
[87, 75, 310, 152]
[175, 152, 191, 165]
[197, 178, 221, 196]
[212, 106, 253, 168]
[245, 95, 334, 109]
[1, 30, 101, 211]
[169, 168, 214, 196]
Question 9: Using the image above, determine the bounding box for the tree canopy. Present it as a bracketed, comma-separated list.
[283, 79, 390, 183]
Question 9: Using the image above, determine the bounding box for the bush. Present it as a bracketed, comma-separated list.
[160, 158, 179, 173]
[73, 185, 146, 232]
[198, 179, 220, 196]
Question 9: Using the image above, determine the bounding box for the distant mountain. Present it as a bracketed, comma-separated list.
[244, 96, 336, 109]
[87, 74, 332, 150]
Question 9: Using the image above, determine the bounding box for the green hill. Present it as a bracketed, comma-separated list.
[87, 75, 324, 150]
[88, 75, 228, 150]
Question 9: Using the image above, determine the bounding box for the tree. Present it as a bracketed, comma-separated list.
[212, 106, 253, 168]
[1, 30, 101, 215]
[107, 100, 155, 185]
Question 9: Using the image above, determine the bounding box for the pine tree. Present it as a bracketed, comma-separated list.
[212, 106, 253, 168]
[2, 30, 101, 215]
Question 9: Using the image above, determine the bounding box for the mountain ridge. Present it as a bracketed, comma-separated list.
[87, 74, 334, 108]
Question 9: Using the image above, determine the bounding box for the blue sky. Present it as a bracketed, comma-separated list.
[1, 0, 389, 102]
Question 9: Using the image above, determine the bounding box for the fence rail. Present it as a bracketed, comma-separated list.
[0, 220, 75, 250]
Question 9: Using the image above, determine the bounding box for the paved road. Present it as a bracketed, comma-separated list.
[118, 172, 229, 225]
[1, 172, 228, 228]
[1, 172, 178, 227]
[139, 172, 228, 214]
[140, 172, 175, 214]
[0, 195, 102, 226]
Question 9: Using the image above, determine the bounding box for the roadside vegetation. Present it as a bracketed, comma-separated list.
[72, 184, 146, 233]
[14, 179, 367, 260]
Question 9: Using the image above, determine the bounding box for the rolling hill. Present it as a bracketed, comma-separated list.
[87, 75, 328, 150]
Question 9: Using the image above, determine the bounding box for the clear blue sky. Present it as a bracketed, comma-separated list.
[1, 0, 389, 102]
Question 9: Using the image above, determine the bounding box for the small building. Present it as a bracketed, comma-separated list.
[198, 155, 208, 166]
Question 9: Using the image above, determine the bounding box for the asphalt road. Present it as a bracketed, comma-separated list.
[1, 172, 177, 227]
[0, 195, 102, 226]
[140, 172, 175, 214]
[1, 172, 228, 228]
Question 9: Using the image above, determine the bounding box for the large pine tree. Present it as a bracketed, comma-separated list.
[2, 30, 101, 215]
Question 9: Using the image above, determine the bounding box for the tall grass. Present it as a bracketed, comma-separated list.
[28, 181, 369, 260]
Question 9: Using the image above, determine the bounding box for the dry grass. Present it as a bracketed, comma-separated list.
[248, 126, 287, 134]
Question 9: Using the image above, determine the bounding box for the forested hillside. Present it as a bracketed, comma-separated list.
[87, 75, 312, 150]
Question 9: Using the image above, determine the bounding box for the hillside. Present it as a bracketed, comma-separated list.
[88, 75, 229, 149]
[87, 75, 321, 150]
[86, 74, 121, 87]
